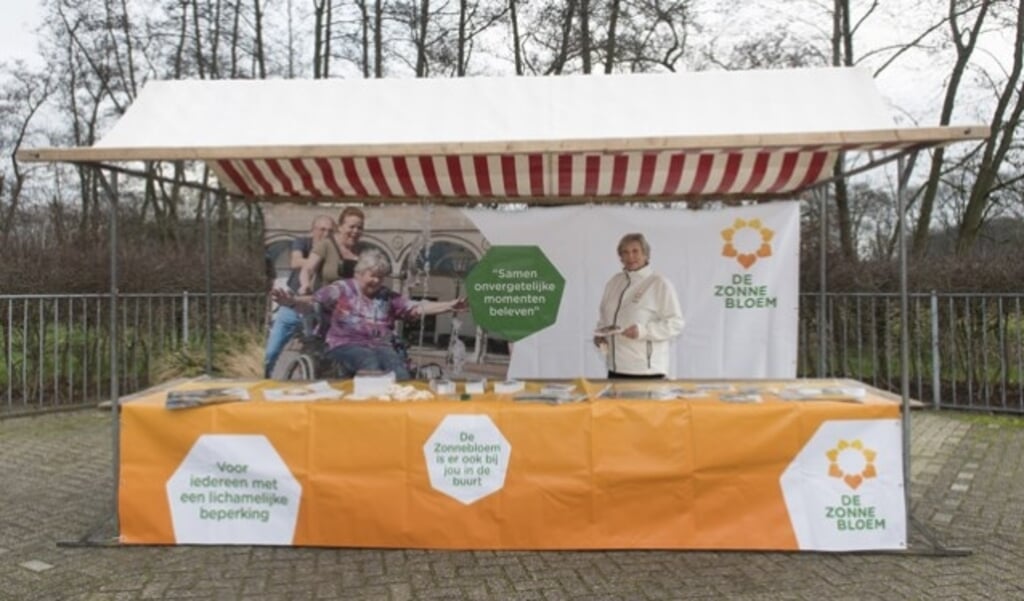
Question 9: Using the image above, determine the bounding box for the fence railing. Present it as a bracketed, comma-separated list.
[1, 292, 267, 415]
[799, 292, 1024, 414]
[2, 291, 1022, 415]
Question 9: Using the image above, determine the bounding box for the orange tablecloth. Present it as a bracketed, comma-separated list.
[119, 378, 905, 551]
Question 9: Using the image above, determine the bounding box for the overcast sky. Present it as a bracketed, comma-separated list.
[0, 0, 43, 66]
[0, 0, 1009, 128]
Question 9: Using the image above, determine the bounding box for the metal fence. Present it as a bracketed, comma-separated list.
[2, 291, 1022, 415]
[800, 292, 1024, 414]
[1, 292, 267, 415]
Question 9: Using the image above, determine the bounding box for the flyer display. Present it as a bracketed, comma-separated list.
[118, 379, 904, 551]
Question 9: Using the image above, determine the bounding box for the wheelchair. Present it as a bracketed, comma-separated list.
[280, 310, 444, 381]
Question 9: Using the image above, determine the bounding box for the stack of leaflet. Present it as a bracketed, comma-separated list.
[263, 380, 343, 402]
[429, 378, 456, 395]
[464, 378, 487, 394]
[514, 382, 586, 404]
[494, 379, 525, 393]
[353, 371, 396, 397]
[165, 387, 250, 410]
[778, 386, 867, 402]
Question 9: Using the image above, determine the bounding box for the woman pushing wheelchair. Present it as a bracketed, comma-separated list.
[271, 249, 466, 380]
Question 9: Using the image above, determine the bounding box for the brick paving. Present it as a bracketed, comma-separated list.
[2, 408, 1023, 601]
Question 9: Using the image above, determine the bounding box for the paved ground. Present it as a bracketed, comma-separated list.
[1, 407, 1022, 601]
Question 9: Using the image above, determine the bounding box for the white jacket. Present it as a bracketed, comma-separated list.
[596, 265, 684, 376]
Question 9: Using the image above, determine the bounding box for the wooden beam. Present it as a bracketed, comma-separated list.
[16, 125, 990, 164]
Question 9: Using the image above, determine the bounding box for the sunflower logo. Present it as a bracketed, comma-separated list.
[721, 218, 774, 269]
[826, 439, 877, 490]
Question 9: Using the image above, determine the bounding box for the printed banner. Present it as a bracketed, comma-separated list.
[462, 203, 800, 379]
[780, 419, 906, 550]
[119, 383, 904, 551]
[263, 203, 798, 381]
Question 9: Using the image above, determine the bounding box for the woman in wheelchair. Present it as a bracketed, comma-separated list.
[272, 249, 466, 380]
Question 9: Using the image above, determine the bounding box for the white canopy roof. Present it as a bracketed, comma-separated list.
[19, 68, 988, 203]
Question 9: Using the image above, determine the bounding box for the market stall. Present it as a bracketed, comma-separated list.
[18, 67, 988, 551]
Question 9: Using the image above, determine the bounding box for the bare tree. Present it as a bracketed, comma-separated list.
[954, 0, 1024, 253]
[0, 64, 54, 239]
[613, 0, 694, 72]
[912, 0, 992, 255]
[829, 0, 869, 262]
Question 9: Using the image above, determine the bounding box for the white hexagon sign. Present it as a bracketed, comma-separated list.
[166, 434, 302, 545]
[423, 414, 511, 505]
[780, 419, 906, 551]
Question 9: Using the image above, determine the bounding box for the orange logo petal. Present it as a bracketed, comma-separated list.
[843, 474, 863, 489]
[720, 217, 775, 269]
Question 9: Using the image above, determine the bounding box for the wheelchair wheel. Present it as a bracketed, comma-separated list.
[283, 354, 316, 380]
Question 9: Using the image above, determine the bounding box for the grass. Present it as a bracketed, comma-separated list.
[956, 413, 1024, 429]
[152, 327, 264, 381]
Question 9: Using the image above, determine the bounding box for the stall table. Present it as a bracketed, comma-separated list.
[119, 378, 905, 551]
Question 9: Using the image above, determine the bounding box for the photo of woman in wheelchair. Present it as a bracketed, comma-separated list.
[271, 249, 466, 380]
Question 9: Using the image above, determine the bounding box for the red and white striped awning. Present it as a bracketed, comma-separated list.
[209, 144, 907, 201]
[18, 69, 988, 203]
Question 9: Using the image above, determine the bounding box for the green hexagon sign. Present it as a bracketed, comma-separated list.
[465, 246, 565, 341]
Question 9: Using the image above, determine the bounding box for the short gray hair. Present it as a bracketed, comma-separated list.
[312, 215, 334, 229]
[617, 233, 651, 260]
[354, 248, 391, 277]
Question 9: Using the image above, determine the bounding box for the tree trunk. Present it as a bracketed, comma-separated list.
[358, 0, 371, 77]
[174, 1, 188, 77]
[509, 0, 522, 75]
[956, 0, 1023, 254]
[209, 0, 222, 78]
[313, 0, 325, 78]
[191, 0, 205, 78]
[830, 0, 856, 261]
[287, 0, 295, 77]
[604, 0, 620, 74]
[415, 0, 431, 77]
[548, 0, 577, 75]
[457, 0, 468, 76]
[374, 0, 383, 77]
[253, 0, 267, 78]
[580, 0, 591, 74]
[914, 0, 989, 255]
[324, 0, 333, 77]
[230, 0, 242, 77]
[117, 0, 139, 97]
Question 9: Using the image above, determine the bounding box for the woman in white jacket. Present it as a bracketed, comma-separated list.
[594, 233, 684, 378]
